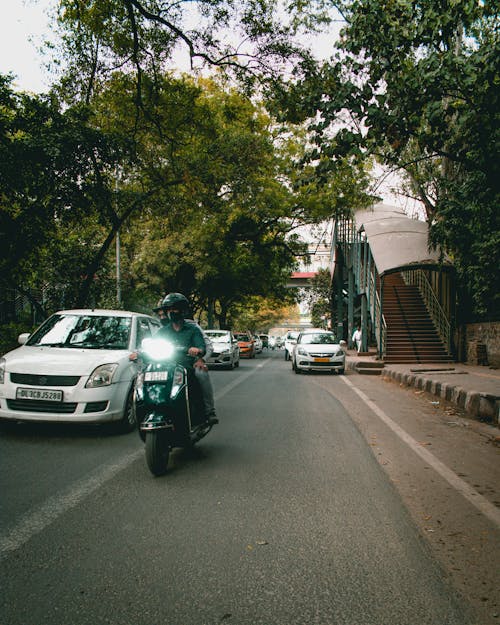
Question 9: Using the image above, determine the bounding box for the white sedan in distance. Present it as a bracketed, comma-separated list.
[0, 309, 160, 430]
[291, 328, 347, 374]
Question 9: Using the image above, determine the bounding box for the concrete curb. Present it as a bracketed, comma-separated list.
[380, 366, 500, 426]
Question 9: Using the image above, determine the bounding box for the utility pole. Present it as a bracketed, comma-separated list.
[116, 229, 121, 307]
[115, 168, 122, 307]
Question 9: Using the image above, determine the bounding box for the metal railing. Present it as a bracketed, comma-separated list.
[370, 268, 386, 357]
[402, 269, 451, 354]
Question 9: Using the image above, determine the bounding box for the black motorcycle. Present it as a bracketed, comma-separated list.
[134, 337, 213, 476]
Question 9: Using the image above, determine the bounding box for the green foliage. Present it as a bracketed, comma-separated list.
[52, 0, 305, 104]
[226, 295, 298, 333]
[0, 75, 141, 312]
[0, 319, 36, 356]
[275, 1, 499, 318]
[301, 268, 331, 327]
[118, 77, 307, 320]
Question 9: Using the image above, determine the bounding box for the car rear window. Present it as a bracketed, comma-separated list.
[206, 332, 230, 342]
[300, 333, 337, 345]
[234, 333, 250, 341]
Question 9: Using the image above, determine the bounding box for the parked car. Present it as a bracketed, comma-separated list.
[233, 331, 255, 359]
[284, 330, 300, 361]
[291, 328, 346, 374]
[253, 335, 263, 354]
[0, 309, 161, 430]
[204, 330, 240, 369]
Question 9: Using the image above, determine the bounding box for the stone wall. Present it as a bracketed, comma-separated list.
[464, 322, 500, 367]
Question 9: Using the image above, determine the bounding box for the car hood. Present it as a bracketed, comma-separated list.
[2, 345, 129, 375]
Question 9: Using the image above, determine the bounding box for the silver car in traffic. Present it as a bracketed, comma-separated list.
[205, 330, 240, 369]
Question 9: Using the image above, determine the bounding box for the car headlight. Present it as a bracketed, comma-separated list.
[297, 347, 308, 355]
[0, 357, 5, 384]
[86, 363, 118, 388]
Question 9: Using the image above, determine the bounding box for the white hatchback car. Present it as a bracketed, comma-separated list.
[291, 329, 346, 374]
[0, 309, 161, 430]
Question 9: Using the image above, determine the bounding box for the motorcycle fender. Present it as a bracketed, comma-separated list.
[140, 411, 175, 432]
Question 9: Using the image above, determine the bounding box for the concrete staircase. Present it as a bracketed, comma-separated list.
[353, 361, 385, 375]
[383, 273, 452, 364]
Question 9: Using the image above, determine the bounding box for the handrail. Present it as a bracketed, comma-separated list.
[402, 269, 451, 353]
[373, 282, 386, 358]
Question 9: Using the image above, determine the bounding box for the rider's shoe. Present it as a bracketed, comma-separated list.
[206, 412, 219, 425]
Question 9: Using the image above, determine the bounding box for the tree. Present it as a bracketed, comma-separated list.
[0, 75, 134, 313]
[275, 0, 500, 318]
[300, 268, 332, 328]
[121, 77, 307, 320]
[50, 0, 310, 105]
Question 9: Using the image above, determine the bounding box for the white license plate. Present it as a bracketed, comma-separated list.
[16, 387, 63, 402]
[144, 371, 169, 382]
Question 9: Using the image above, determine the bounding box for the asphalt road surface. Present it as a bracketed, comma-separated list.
[0, 350, 488, 625]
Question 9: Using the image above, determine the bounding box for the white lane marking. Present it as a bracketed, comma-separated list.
[214, 357, 271, 401]
[0, 449, 143, 559]
[0, 359, 271, 559]
[338, 376, 500, 529]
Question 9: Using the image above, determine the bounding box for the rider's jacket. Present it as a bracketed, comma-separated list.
[155, 320, 206, 368]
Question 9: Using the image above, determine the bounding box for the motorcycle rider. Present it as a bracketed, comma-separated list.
[154, 293, 218, 426]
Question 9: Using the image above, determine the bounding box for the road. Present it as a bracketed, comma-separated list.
[0, 349, 497, 625]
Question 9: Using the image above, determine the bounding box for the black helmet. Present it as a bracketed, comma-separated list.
[161, 292, 189, 312]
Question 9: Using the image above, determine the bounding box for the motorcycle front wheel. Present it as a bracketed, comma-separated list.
[145, 431, 170, 476]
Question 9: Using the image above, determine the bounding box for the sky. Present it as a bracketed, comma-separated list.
[0, 0, 57, 93]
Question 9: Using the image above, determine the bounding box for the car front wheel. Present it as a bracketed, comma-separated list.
[116, 389, 136, 433]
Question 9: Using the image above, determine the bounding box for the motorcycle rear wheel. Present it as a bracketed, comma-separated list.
[145, 431, 170, 476]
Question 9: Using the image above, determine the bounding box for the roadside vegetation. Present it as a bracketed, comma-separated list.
[1, 0, 497, 340]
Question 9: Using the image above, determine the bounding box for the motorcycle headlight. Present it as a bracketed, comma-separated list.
[86, 363, 118, 388]
[0, 358, 5, 384]
[141, 338, 175, 361]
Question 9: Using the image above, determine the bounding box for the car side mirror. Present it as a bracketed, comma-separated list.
[18, 333, 30, 345]
[339, 340, 347, 348]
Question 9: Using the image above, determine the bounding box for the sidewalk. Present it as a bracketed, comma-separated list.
[346, 349, 500, 427]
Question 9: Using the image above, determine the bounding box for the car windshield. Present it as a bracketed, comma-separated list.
[206, 332, 230, 343]
[26, 314, 132, 350]
[300, 333, 337, 345]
